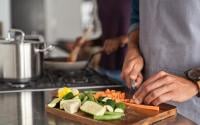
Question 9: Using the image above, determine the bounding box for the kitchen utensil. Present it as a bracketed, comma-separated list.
[83, 49, 103, 69]
[126, 79, 137, 99]
[68, 26, 93, 62]
[0, 29, 53, 83]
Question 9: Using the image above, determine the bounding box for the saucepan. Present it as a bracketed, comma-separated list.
[0, 29, 54, 83]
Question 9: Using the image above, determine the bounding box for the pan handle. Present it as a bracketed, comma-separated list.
[35, 45, 55, 53]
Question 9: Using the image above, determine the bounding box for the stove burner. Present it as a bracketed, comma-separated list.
[7, 82, 27, 88]
[0, 68, 122, 92]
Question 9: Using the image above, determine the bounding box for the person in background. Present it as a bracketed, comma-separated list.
[96, 0, 132, 82]
[121, 0, 200, 124]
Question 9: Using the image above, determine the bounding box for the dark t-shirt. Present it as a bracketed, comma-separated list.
[97, 0, 132, 70]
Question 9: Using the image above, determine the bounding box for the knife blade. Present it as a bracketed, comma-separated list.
[126, 79, 137, 99]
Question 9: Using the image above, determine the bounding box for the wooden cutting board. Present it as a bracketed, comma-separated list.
[46, 104, 176, 125]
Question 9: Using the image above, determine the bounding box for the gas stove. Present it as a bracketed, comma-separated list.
[0, 68, 123, 93]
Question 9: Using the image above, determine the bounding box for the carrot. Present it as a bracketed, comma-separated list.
[94, 89, 126, 101]
[125, 102, 160, 111]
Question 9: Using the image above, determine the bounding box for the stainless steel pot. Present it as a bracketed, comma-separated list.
[0, 29, 53, 83]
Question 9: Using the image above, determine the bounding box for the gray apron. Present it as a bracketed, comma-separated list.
[139, 0, 200, 124]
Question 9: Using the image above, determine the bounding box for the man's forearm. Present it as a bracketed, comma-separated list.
[127, 28, 141, 57]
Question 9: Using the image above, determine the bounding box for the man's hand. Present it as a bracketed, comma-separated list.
[103, 35, 129, 55]
[121, 29, 144, 88]
[121, 49, 144, 88]
[133, 71, 199, 106]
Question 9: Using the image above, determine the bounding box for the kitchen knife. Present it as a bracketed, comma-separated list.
[126, 79, 137, 99]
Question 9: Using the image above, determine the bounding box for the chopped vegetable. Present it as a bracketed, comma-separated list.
[94, 114, 123, 121]
[105, 105, 114, 112]
[63, 92, 74, 100]
[114, 108, 124, 113]
[71, 88, 79, 96]
[84, 90, 97, 94]
[82, 96, 89, 104]
[104, 112, 125, 116]
[106, 99, 116, 109]
[48, 98, 62, 108]
[73, 96, 80, 99]
[60, 99, 81, 114]
[114, 102, 126, 113]
[116, 102, 126, 110]
[94, 89, 125, 102]
[102, 97, 111, 102]
[58, 87, 72, 98]
[125, 102, 160, 111]
[79, 93, 86, 101]
[80, 101, 106, 116]
[86, 93, 96, 102]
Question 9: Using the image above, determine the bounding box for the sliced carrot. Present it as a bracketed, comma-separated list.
[105, 89, 111, 94]
[125, 102, 160, 111]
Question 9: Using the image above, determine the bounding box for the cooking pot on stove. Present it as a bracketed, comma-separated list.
[0, 29, 54, 83]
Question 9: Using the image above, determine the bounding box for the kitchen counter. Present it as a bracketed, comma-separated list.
[0, 90, 197, 125]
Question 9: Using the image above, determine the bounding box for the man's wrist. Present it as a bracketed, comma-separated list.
[185, 68, 200, 97]
[128, 29, 139, 48]
[195, 81, 200, 97]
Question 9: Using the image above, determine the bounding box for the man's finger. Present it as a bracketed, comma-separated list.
[144, 83, 175, 104]
[130, 63, 143, 80]
[151, 92, 173, 106]
[135, 73, 143, 87]
[125, 75, 131, 88]
[121, 59, 136, 82]
[133, 75, 172, 104]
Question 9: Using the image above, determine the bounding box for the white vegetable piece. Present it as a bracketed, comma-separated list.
[105, 105, 114, 112]
[71, 88, 79, 96]
[80, 101, 106, 116]
[60, 99, 81, 114]
[114, 108, 124, 113]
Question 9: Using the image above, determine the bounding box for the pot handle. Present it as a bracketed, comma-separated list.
[35, 45, 55, 53]
[8, 29, 25, 43]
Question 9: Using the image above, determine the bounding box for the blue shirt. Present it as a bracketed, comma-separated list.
[129, 0, 139, 32]
[131, 0, 139, 24]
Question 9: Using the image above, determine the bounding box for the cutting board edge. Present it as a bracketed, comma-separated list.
[133, 108, 177, 125]
[45, 106, 113, 125]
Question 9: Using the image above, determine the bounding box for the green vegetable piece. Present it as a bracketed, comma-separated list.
[116, 102, 126, 110]
[105, 99, 116, 109]
[97, 97, 106, 105]
[86, 93, 96, 102]
[83, 90, 97, 94]
[63, 92, 74, 100]
[94, 114, 123, 121]
[82, 96, 89, 104]
[48, 98, 62, 108]
[78, 93, 86, 101]
[104, 112, 125, 116]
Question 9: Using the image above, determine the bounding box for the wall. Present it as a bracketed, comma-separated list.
[0, 0, 11, 37]
[11, 0, 45, 35]
[44, 0, 83, 43]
